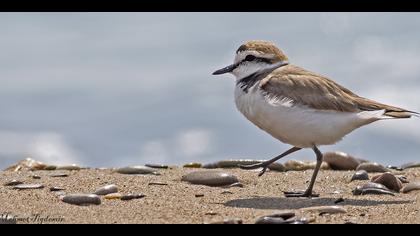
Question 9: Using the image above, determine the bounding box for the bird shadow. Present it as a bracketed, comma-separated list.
[224, 197, 411, 210]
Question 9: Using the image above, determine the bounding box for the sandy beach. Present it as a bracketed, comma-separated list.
[1, 162, 419, 224]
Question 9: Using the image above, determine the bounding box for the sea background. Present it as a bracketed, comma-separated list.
[0, 12, 419, 169]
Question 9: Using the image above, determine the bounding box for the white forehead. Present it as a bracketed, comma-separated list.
[234, 50, 272, 64]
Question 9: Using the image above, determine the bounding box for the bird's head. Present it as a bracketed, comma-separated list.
[212, 40, 289, 79]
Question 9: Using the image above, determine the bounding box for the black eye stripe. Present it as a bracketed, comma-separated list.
[241, 56, 271, 64]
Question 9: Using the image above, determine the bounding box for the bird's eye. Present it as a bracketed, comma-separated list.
[244, 55, 256, 61]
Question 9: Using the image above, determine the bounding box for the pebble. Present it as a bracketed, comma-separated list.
[4, 158, 47, 171]
[323, 152, 361, 170]
[353, 182, 395, 196]
[115, 166, 160, 175]
[255, 211, 296, 224]
[284, 160, 330, 171]
[351, 170, 369, 181]
[356, 162, 389, 173]
[387, 165, 403, 171]
[45, 165, 57, 171]
[56, 164, 81, 171]
[50, 187, 66, 192]
[50, 173, 69, 178]
[148, 182, 168, 186]
[210, 218, 243, 224]
[401, 182, 420, 193]
[225, 182, 244, 188]
[203, 159, 286, 172]
[204, 211, 218, 216]
[121, 194, 145, 201]
[32, 175, 41, 179]
[371, 172, 403, 192]
[13, 184, 44, 190]
[94, 184, 119, 195]
[104, 193, 123, 200]
[145, 164, 169, 169]
[400, 162, 420, 170]
[300, 206, 347, 215]
[181, 170, 240, 187]
[183, 163, 202, 168]
[4, 180, 24, 186]
[195, 194, 205, 198]
[61, 194, 101, 206]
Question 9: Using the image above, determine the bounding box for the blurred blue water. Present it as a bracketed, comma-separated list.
[0, 12, 419, 168]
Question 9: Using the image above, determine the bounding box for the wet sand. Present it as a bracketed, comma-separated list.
[1, 167, 419, 224]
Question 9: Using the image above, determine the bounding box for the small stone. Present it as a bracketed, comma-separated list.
[300, 206, 347, 215]
[203, 159, 286, 172]
[121, 194, 145, 201]
[145, 164, 169, 169]
[351, 170, 369, 181]
[13, 184, 44, 190]
[284, 160, 329, 171]
[400, 162, 420, 170]
[148, 182, 168, 186]
[115, 166, 160, 175]
[45, 165, 57, 171]
[183, 163, 202, 168]
[4, 158, 47, 171]
[94, 184, 118, 195]
[32, 175, 41, 179]
[371, 172, 403, 192]
[323, 152, 361, 170]
[104, 193, 123, 200]
[353, 182, 395, 196]
[356, 162, 389, 173]
[205, 212, 218, 216]
[220, 191, 233, 195]
[61, 194, 101, 206]
[255, 211, 296, 224]
[401, 182, 420, 193]
[195, 194, 205, 197]
[387, 165, 403, 171]
[225, 182, 243, 188]
[50, 173, 69, 178]
[56, 164, 81, 171]
[4, 180, 24, 186]
[210, 218, 243, 224]
[181, 170, 240, 187]
[50, 187, 66, 192]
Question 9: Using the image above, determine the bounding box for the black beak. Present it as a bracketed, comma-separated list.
[212, 63, 237, 75]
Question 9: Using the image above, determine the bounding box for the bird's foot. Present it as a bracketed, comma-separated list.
[284, 190, 319, 198]
[238, 162, 270, 177]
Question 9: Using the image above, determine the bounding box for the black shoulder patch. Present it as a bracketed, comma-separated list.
[236, 44, 247, 53]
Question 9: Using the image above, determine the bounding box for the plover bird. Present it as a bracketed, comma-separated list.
[212, 40, 418, 198]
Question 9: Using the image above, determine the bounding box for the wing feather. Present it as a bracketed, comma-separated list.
[259, 65, 417, 118]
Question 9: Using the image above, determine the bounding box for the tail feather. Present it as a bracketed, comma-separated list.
[383, 111, 419, 119]
[354, 97, 418, 119]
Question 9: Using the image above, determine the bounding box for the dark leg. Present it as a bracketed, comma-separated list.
[284, 146, 323, 198]
[239, 146, 301, 177]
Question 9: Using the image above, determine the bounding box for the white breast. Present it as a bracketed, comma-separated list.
[234, 83, 383, 148]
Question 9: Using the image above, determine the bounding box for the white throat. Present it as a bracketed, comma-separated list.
[232, 62, 272, 81]
[232, 61, 289, 81]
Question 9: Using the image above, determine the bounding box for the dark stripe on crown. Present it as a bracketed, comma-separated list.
[236, 44, 248, 54]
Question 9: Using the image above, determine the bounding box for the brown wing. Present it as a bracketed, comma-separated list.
[260, 65, 417, 118]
